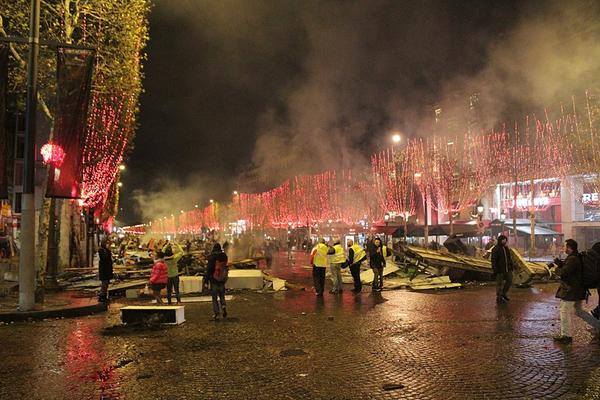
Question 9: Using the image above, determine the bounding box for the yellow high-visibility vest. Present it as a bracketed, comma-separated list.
[351, 244, 366, 263]
[314, 243, 329, 267]
[331, 244, 346, 264]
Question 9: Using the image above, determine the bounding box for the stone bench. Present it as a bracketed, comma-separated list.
[120, 305, 185, 325]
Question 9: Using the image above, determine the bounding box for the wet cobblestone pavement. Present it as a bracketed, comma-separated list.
[0, 255, 599, 399]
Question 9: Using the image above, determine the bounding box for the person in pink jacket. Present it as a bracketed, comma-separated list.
[149, 251, 168, 304]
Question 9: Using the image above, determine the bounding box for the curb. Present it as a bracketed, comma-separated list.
[0, 301, 108, 323]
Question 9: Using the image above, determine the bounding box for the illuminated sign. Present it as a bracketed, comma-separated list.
[503, 196, 551, 209]
[582, 193, 599, 204]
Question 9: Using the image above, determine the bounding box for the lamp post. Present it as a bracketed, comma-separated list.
[476, 203, 484, 248]
[384, 213, 390, 244]
[500, 212, 506, 235]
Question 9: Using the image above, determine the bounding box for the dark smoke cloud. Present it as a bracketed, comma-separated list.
[122, 0, 600, 224]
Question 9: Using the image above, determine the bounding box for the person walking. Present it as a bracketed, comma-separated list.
[149, 251, 168, 304]
[551, 239, 588, 344]
[347, 239, 367, 293]
[369, 237, 388, 292]
[329, 238, 346, 294]
[491, 234, 514, 304]
[163, 242, 184, 305]
[312, 238, 334, 296]
[98, 240, 113, 303]
[205, 243, 229, 320]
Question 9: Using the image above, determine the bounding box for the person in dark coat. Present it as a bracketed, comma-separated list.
[491, 234, 514, 304]
[98, 240, 113, 303]
[369, 237, 388, 292]
[591, 242, 600, 320]
[551, 239, 588, 343]
[205, 243, 228, 320]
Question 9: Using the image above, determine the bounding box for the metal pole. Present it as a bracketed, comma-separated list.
[45, 198, 59, 289]
[18, 0, 40, 311]
[530, 177, 536, 259]
[424, 194, 429, 245]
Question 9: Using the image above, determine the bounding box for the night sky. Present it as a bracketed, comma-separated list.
[120, 0, 599, 225]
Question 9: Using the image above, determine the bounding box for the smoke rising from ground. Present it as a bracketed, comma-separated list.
[124, 0, 600, 224]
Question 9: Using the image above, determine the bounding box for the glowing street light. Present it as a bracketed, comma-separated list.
[233, 190, 238, 195]
[119, 164, 126, 171]
[209, 199, 214, 204]
[117, 182, 123, 188]
[392, 133, 401, 144]
[194, 204, 199, 208]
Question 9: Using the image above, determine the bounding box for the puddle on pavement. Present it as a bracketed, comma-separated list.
[63, 319, 125, 399]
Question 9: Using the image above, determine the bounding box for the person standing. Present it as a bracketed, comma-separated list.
[491, 234, 514, 304]
[329, 238, 346, 294]
[590, 242, 600, 321]
[312, 238, 334, 296]
[149, 251, 168, 304]
[98, 240, 113, 303]
[163, 242, 184, 305]
[551, 239, 588, 344]
[205, 243, 229, 320]
[369, 237, 388, 292]
[347, 239, 367, 293]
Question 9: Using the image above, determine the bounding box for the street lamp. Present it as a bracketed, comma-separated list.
[392, 134, 401, 144]
[233, 190, 238, 195]
[475, 202, 484, 248]
[500, 212, 506, 235]
[117, 182, 123, 188]
[119, 164, 126, 171]
[209, 199, 214, 204]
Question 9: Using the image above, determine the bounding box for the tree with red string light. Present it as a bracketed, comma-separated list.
[372, 146, 418, 238]
[414, 134, 493, 235]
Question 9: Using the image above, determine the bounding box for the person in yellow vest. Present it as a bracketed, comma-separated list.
[312, 238, 334, 296]
[369, 237, 390, 292]
[329, 238, 346, 294]
[347, 239, 367, 293]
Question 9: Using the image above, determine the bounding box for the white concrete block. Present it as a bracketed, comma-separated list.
[121, 305, 185, 325]
[226, 269, 264, 290]
[179, 276, 203, 293]
[272, 278, 286, 291]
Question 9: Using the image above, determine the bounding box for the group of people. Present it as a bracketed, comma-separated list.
[148, 242, 185, 304]
[492, 235, 600, 344]
[310, 236, 391, 296]
[148, 241, 229, 320]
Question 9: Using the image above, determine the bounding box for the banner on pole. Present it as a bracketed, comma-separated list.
[45, 47, 94, 199]
[0, 44, 8, 199]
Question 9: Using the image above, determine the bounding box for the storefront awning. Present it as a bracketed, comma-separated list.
[509, 225, 562, 236]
